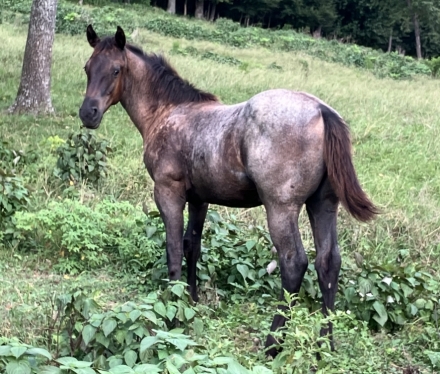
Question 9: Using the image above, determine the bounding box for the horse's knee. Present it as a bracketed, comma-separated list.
[315, 247, 341, 281]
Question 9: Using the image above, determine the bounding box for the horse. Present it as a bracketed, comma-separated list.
[79, 25, 378, 356]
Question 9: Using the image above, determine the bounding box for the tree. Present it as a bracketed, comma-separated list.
[8, 0, 58, 115]
[195, 0, 204, 19]
[167, 0, 176, 14]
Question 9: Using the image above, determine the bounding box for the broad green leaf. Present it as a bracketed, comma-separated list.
[372, 301, 388, 326]
[236, 264, 249, 281]
[166, 305, 177, 321]
[6, 359, 31, 374]
[39, 366, 62, 374]
[184, 307, 196, 320]
[414, 298, 426, 309]
[26, 347, 52, 360]
[425, 300, 434, 310]
[400, 283, 413, 298]
[212, 357, 234, 365]
[344, 287, 356, 303]
[129, 309, 142, 322]
[145, 226, 157, 238]
[10, 346, 27, 359]
[0, 346, 12, 356]
[82, 325, 97, 346]
[124, 350, 137, 368]
[153, 302, 166, 317]
[96, 332, 110, 348]
[171, 283, 185, 297]
[56, 357, 78, 366]
[245, 240, 256, 250]
[132, 364, 161, 374]
[407, 303, 418, 316]
[140, 336, 159, 353]
[168, 353, 188, 368]
[166, 337, 198, 351]
[227, 360, 250, 374]
[193, 317, 204, 336]
[182, 368, 196, 374]
[165, 360, 180, 374]
[76, 368, 96, 374]
[109, 365, 135, 374]
[252, 366, 273, 374]
[142, 310, 157, 324]
[102, 318, 117, 337]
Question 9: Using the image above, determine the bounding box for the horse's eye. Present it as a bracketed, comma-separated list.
[114, 69, 120, 76]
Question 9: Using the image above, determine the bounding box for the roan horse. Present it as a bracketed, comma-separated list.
[79, 25, 378, 356]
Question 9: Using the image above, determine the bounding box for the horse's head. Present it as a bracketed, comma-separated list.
[79, 25, 127, 129]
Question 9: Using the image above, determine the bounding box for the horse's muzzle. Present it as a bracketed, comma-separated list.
[79, 97, 102, 129]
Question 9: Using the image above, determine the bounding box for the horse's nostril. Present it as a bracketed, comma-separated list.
[91, 107, 98, 115]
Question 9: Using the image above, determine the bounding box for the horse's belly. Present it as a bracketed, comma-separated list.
[187, 174, 262, 208]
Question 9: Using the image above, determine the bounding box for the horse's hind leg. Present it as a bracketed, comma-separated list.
[264, 203, 308, 358]
[183, 202, 208, 302]
[306, 178, 341, 350]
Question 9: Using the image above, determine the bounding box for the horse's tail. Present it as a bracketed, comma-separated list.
[320, 104, 378, 222]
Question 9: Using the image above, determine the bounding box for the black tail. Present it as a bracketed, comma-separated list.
[320, 104, 378, 222]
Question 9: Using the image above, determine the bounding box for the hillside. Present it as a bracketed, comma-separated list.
[1, 6, 440, 373]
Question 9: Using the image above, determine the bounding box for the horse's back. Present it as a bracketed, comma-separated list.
[241, 89, 327, 205]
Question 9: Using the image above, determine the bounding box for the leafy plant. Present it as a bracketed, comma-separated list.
[54, 129, 112, 187]
[0, 338, 52, 374]
[13, 199, 163, 274]
[0, 168, 29, 239]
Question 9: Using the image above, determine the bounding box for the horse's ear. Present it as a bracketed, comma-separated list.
[87, 24, 100, 48]
[115, 26, 126, 50]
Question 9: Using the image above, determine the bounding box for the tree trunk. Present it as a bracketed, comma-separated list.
[267, 13, 271, 28]
[184, 0, 187, 16]
[413, 13, 422, 58]
[407, 0, 422, 59]
[312, 25, 322, 38]
[167, 0, 176, 14]
[195, 0, 204, 19]
[387, 32, 393, 52]
[8, 0, 58, 115]
[209, 2, 216, 21]
[245, 15, 250, 27]
[78, 0, 83, 5]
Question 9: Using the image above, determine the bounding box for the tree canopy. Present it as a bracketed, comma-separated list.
[152, 0, 440, 58]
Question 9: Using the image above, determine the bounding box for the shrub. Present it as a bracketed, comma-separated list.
[0, 169, 29, 245]
[54, 129, 112, 187]
[13, 199, 163, 274]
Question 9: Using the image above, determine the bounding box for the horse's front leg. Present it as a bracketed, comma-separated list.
[154, 182, 186, 281]
[183, 202, 208, 302]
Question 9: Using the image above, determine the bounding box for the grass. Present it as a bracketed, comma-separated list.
[1, 19, 440, 373]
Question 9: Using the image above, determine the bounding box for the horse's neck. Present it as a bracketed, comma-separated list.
[121, 54, 172, 140]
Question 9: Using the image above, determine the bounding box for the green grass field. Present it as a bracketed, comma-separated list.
[1, 18, 440, 373]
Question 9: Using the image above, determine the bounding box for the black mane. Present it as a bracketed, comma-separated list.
[96, 37, 218, 105]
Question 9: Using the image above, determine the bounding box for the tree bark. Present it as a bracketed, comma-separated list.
[8, 0, 58, 115]
[387, 32, 393, 52]
[184, 0, 187, 16]
[407, 0, 422, 59]
[312, 25, 322, 38]
[209, 2, 216, 21]
[167, 0, 176, 14]
[413, 13, 422, 58]
[195, 0, 204, 19]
